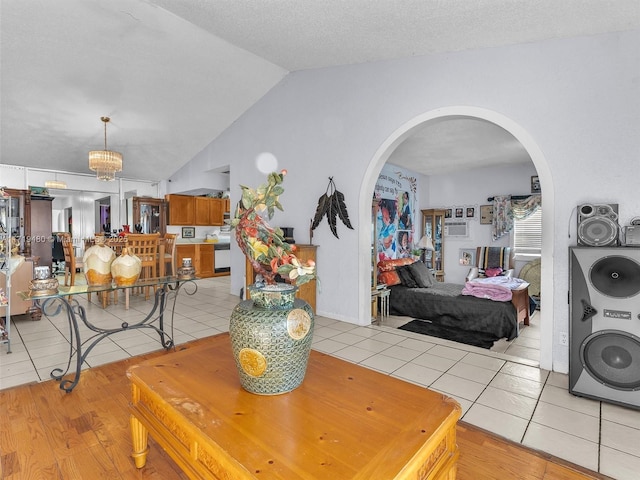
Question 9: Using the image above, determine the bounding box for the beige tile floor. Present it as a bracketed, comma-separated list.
[1, 275, 639, 479]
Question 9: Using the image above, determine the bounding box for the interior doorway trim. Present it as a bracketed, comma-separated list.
[359, 106, 555, 372]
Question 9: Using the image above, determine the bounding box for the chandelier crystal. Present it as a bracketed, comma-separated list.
[89, 116, 122, 181]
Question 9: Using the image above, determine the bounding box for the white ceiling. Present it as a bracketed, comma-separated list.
[2, 1, 639, 181]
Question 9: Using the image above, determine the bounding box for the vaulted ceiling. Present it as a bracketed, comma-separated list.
[2, 1, 639, 181]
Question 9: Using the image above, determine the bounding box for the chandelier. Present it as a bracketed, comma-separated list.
[44, 179, 67, 189]
[89, 116, 122, 181]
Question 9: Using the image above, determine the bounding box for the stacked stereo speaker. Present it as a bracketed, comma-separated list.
[569, 245, 640, 408]
[576, 203, 619, 247]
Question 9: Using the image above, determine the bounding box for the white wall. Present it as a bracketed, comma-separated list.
[424, 163, 539, 284]
[179, 29, 640, 373]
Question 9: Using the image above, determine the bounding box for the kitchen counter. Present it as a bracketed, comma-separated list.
[176, 238, 230, 245]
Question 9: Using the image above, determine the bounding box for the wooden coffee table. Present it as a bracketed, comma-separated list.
[127, 333, 461, 479]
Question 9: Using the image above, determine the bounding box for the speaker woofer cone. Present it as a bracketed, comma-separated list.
[580, 330, 640, 391]
[590, 255, 640, 298]
[577, 216, 618, 247]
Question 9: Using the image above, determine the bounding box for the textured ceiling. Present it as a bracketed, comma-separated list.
[1, 0, 639, 181]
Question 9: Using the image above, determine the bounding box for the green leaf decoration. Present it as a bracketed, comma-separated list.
[311, 177, 354, 239]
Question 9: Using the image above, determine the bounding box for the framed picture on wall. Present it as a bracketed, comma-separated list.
[455, 207, 464, 218]
[531, 175, 541, 193]
[480, 205, 493, 224]
[182, 227, 195, 238]
[459, 248, 476, 266]
[466, 207, 475, 219]
[445, 208, 452, 219]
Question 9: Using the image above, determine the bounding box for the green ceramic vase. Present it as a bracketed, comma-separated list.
[229, 283, 314, 395]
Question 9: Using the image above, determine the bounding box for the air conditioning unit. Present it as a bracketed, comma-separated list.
[444, 221, 468, 237]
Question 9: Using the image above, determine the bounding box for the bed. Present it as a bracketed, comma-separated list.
[389, 282, 519, 341]
[378, 258, 520, 343]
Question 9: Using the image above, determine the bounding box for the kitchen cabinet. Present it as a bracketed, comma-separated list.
[195, 197, 210, 226]
[245, 244, 317, 312]
[176, 243, 214, 278]
[132, 197, 166, 234]
[209, 198, 224, 226]
[168, 195, 226, 226]
[199, 244, 214, 277]
[166, 194, 195, 225]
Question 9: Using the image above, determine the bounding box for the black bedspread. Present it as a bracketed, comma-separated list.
[389, 283, 518, 341]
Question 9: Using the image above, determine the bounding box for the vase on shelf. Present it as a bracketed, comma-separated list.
[110, 247, 142, 286]
[229, 283, 314, 395]
[83, 237, 115, 286]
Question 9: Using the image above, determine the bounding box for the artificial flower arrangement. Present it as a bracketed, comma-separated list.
[231, 171, 316, 286]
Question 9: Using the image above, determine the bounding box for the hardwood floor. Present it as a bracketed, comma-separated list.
[0, 336, 610, 480]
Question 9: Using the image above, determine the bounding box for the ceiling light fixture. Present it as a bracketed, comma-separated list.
[44, 179, 67, 189]
[89, 116, 122, 181]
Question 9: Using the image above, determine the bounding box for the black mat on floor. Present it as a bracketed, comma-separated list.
[398, 320, 498, 349]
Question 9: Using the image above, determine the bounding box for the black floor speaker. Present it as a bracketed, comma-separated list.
[569, 247, 640, 409]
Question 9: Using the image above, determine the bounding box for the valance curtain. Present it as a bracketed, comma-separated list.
[492, 195, 541, 240]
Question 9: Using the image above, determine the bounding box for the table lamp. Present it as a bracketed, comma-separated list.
[417, 235, 435, 266]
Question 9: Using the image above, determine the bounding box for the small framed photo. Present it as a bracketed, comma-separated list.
[480, 205, 493, 224]
[181, 227, 195, 238]
[455, 207, 464, 218]
[466, 207, 475, 219]
[445, 208, 452, 219]
[531, 175, 541, 193]
[459, 248, 476, 266]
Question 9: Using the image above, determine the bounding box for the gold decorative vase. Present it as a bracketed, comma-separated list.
[110, 247, 142, 286]
[83, 238, 116, 286]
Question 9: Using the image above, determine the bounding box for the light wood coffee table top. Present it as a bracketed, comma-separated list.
[128, 333, 461, 479]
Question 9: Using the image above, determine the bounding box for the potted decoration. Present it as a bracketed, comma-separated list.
[229, 171, 317, 395]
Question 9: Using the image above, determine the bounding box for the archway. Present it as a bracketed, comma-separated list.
[359, 106, 555, 371]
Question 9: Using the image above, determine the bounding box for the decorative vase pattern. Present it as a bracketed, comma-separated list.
[110, 247, 142, 286]
[83, 240, 115, 286]
[229, 284, 314, 395]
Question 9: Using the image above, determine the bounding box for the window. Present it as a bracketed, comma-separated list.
[513, 208, 542, 255]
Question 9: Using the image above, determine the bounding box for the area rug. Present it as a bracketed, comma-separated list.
[398, 319, 498, 349]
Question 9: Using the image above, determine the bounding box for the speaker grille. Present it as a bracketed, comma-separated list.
[590, 255, 640, 298]
[577, 216, 618, 246]
[580, 330, 640, 391]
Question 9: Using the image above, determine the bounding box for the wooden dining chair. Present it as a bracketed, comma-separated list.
[125, 233, 160, 300]
[162, 233, 178, 276]
[59, 232, 83, 301]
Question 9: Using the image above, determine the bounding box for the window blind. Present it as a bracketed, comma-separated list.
[514, 208, 542, 254]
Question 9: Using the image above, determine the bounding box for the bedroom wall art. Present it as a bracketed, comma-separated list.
[374, 164, 418, 261]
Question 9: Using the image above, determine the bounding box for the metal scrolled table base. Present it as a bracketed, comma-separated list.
[33, 278, 198, 393]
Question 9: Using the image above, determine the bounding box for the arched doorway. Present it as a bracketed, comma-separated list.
[359, 106, 555, 371]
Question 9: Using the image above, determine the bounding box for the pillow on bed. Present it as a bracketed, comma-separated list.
[396, 265, 419, 288]
[378, 270, 401, 286]
[407, 261, 435, 288]
[377, 257, 416, 287]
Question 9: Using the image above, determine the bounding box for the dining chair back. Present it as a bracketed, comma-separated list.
[162, 233, 178, 276]
[125, 233, 160, 300]
[59, 232, 83, 300]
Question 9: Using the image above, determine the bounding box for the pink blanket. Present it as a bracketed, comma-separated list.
[462, 281, 512, 302]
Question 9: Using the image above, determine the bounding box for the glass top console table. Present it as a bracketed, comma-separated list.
[19, 276, 197, 392]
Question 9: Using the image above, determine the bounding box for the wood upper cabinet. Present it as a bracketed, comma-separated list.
[166, 194, 195, 225]
[168, 195, 225, 226]
[209, 198, 224, 226]
[194, 197, 210, 226]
